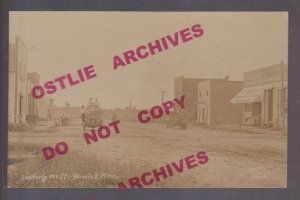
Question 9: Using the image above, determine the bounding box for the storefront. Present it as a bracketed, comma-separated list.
[261, 81, 287, 129]
[231, 85, 263, 126]
[231, 81, 287, 128]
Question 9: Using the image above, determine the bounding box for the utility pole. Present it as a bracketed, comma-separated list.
[128, 98, 132, 121]
[160, 91, 167, 104]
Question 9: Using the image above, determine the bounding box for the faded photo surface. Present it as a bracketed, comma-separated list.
[8, 12, 288, 188]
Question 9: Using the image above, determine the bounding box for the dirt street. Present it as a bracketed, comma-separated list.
[8, 120, 287, 188]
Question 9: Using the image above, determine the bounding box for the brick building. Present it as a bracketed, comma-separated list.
[197, 79, 243, 125]
[174, 76, 207, 121]
[231, 62, 288, 130]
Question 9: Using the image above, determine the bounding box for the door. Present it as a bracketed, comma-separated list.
[201, 108, 205, 123]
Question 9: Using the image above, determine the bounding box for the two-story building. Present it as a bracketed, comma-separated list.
[174, 76, 207, 122]
[9, 36, 28, 123]
[197, 79, 243, 125]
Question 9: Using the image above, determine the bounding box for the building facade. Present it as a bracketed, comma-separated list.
[27, 72, 40, 116]
[9, 36, 53, 124]
[174, 76, 207, 121]
[231, 63, 288, 130]
[197, 80, 243, 125]
[9, 37, 28, 123]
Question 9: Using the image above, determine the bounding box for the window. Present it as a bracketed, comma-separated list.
[206, 89, 209, 96]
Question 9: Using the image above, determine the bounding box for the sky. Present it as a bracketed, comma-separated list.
[9, 12, 288, 109]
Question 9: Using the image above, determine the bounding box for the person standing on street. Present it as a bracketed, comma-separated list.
[80, 105, 86, 124]
[94, 98, 100, 108]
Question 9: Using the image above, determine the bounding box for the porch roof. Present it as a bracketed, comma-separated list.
[231, 86, 263, 104]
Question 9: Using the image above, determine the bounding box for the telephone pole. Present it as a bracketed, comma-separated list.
[128, 98, 132, 121]
[160, 91, 167, 104]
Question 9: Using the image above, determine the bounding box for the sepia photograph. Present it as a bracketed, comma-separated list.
[8, 11, 288, 188]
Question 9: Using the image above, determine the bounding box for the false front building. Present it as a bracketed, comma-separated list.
[231, 63, 287, 130]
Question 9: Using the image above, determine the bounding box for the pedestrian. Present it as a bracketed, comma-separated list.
[88, 98, 93, 107]
[60, 115, 64, 126]
[80, 105, 86, 124]
[61, 114, 66, 126]
[94, 98, 100, 108]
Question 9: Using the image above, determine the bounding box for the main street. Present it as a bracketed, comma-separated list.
[8, 119, 287, 187]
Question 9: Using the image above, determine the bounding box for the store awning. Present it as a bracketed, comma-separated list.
[231, 86, 263, 104]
